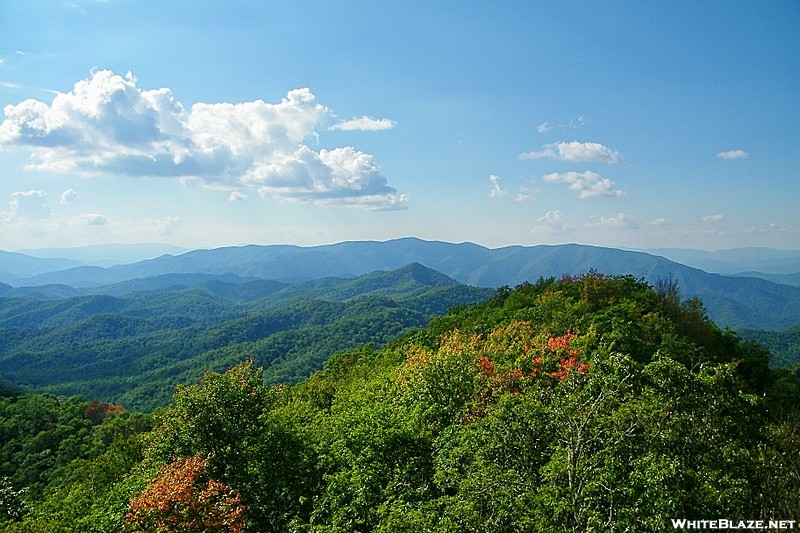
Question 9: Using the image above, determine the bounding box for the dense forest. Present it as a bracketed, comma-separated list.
[0, 264, 494, 411]
[2, 273, 799, 531]
[741, 325, 800, 368]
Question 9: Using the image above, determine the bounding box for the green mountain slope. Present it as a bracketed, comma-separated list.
[0, 264, 493, 410]
[740, 324, 800, 367]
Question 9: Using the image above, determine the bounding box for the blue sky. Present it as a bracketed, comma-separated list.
[0, 1, 798, 251]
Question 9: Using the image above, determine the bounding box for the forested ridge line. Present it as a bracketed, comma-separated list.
[0, 264, 495, 411]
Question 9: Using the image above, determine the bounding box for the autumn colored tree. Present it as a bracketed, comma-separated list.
[124, 454, 247, 532]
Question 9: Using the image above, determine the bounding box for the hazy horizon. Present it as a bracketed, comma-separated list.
[1, 2, 798, 251]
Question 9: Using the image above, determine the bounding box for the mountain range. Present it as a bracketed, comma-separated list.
[2, 238, 799, 331]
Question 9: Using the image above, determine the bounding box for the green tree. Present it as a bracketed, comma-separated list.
[0, 477, 27, 524]
[153, 359, 269, 471]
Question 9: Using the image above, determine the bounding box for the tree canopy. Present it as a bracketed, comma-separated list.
[3, 273, 798, 531]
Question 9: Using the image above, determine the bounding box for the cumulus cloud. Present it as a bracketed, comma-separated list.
[228, 191, 248, 202]
[537, 122, 552, 133]
[531, 210, 570, 233]
[648, 217, 668, 226]
[541, 170, 623, 198]
[716, 149, 748, 160]
[586, 213, 636, 229]
[520, 141, 620, 163]
[702, 214, 724, 222]
[80, 213, 108, 225]
[0, 69, 406, 210]
[60, 188, 79, 205]
[489, 174, 508, 198]
[329, 116, 396, 131]
[4, 190, 51, 220]
[1, 190, 56, 240]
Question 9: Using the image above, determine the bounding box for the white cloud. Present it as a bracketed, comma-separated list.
[0, 193, 191, 246]
[4, 190, 51, 220]
[716, 149, 748, 160]
[531, 209, 570, 233]
[228, 191, 248, 202]
[0, 191, 57, 240]
[312, 191, 410, 211]
[541, 170, 623, 198]
[741, 223, 797, 236]
[246, 145, 406, 209]
[586, 213, 636, 229]
[329, 116, 396, 131]
[767, 222, 793, 232]
[537, 116, 587, 133]
[60, 188, 79, 205]
[0, 69, 407, 210]
[702, 214, 724, 222]
[648, 217, 667, 226]
[515, 185, 538, 202]
[520, 141, 620, 163]
[489, 174, 508, 198]
[80, 213, 108, 225]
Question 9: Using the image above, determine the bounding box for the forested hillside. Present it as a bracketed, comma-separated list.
[0, 264, 493, 410]
[3, 273, 798, 531]
[741, 325, 800, 368]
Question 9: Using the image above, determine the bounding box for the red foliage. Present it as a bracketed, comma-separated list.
[478, 356, 496, 377]
[546, 331, 578, 355]
[542, 331, 589, 381]
[125, 454, 248, 532]
[547, 357, 590, 382]
[85, 400, 125, 424]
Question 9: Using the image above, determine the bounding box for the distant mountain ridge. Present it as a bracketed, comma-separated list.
[0, 251, 83, 282]
[2, 238, 799, 330]
[15, 243, 190, 267]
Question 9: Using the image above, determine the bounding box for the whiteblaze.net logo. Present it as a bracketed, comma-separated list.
[671, 519, 797, 530]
